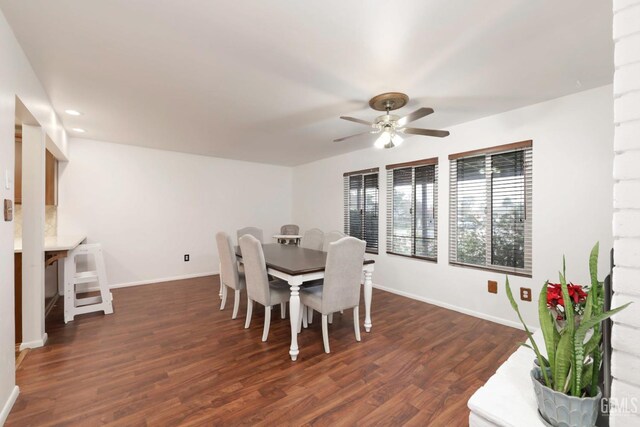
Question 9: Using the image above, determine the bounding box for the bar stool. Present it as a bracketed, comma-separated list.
[64, 243, 114, 323]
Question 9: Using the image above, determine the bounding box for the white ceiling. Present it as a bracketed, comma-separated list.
[1, 0, 612, 166]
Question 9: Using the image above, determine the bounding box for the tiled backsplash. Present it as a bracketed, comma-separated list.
[14, 204, 58, 238]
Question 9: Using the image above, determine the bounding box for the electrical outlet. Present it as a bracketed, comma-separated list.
[520, 287, 532, 302]
[488, 280, 498, 294]
[184, 254, 190, 262]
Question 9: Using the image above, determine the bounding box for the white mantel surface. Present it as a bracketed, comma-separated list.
[14, 235, 86, 253]
[468, 329, 546, 426]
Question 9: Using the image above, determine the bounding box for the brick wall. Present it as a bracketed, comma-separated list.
[611, 0, 640, 425]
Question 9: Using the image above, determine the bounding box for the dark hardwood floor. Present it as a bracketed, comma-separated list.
[7, 276, 525, 426]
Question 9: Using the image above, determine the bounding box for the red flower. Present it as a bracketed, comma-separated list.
[546, 282, 587, 312]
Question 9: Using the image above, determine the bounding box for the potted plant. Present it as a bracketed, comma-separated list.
[506, 243, 630, 427]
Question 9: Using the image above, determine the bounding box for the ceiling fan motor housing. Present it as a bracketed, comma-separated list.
[368, 92, 409, 111]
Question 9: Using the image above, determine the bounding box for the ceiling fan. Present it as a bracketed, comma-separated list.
[334, 92, 449, 148]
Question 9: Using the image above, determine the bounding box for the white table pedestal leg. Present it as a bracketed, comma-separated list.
[288, 277, 302, 361]
[363, 269, 373, 332]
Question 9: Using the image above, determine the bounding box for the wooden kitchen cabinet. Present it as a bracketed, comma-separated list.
[14, 140, 58, 206]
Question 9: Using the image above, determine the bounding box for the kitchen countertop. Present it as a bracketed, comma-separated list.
[14, 235, 86, 254]
[467, 329, 545, 426]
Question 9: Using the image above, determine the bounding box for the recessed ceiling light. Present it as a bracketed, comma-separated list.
[71, 128, 86, 133]
[65, 109, 82, 116]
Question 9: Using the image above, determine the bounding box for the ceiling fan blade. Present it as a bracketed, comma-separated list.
[401, 127, 450, 138]
[340, 116, 374, 126]
[396, 107, 434, 127]
[334, 130, 380, 142]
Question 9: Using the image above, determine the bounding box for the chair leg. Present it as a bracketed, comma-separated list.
[281, 302, 286, 319]
[308, 307, 314, 324]
[220, 285, 227, 310]
[218, 263, 223, 298]
[328, 313, 333, 324]
[262, 306, 272, 342]
[321, 314, 330, 353]
[302, 306, 308, 329]
[245, 298, 253, 329]
[353, 306, 361, 342]
[298, 304, 303, 333]
[232, 290, 241, 319]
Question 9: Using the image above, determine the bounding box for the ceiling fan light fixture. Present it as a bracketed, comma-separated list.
[374, 130, 391, 149]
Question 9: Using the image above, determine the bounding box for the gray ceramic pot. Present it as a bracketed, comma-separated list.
[530, 367, 601, 427]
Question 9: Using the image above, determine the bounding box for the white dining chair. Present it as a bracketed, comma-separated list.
[239, 235, 291, 342]
[322, 230, 346, 252]
[299, 236, 366, 353]
[300, 228, 324, 251]
[216, 232, 246, 319]
[304, 230, 347, 325]
[279, 224, 300, 245]
[237, 227, 263, 243]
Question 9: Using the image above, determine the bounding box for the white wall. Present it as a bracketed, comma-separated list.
[293, 85, 614, 328]
[0, 8, 68, 424]
[58, 139, 292, 287]
[611, 0, 640, 425]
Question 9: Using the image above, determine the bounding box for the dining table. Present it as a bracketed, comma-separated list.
[235, 243, 375, 361]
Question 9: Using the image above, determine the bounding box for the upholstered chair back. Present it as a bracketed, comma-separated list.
[239, 235, 270, 306]
[322, 230, 346, 252]
[322, 237, 366, 313]
[300, 228, 324, 251]
[237, 227, 263, 244]
[216, 232, 243, 290]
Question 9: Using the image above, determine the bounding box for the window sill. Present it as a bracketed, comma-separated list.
[386, 252, 437, 263]
[449, 261, 532, 278]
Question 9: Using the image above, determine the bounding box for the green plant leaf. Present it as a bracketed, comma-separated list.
[555, 332, 572, 393]
[519, 343, 550, 366]
[590, 349, 601, 397]
[505, 276, 552, 388]
[559, 270, 578, 394]
[583, 331, 601, 358]
[589, 242, 599, 289]
[539, 282, 557, 383]
[581, 362, 593, 393]
[573, 302, 631, 394]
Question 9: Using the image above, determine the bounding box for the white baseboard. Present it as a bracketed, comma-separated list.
[19, 333, 48, 351]
[0, 386, 19, 425]
[372, 283, 526, 331]
[108, 271, 217, 290]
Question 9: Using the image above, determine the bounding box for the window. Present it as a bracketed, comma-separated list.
[449, 140, 532, 276]
[386, 158, 438, 260]
[343, 168, 379, 253]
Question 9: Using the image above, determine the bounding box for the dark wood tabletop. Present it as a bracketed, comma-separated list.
[235, 243, 374, 276]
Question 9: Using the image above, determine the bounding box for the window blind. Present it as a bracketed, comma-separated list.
[343, 168, 379, 253]
[449, 141, 532, 276]
[386, 158, 438, 260]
